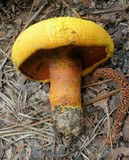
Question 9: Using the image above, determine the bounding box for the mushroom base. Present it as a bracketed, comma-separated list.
[52, 106, 84, 138]
[49, 48, 84, 139]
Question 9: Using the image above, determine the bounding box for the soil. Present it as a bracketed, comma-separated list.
[0, 0, 129, 160]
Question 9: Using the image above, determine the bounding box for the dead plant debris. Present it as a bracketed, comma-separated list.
[0, 0, 129, 159]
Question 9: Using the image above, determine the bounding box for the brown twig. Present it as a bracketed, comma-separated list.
[83, 89, 119, 107]
[0, 117, 51, 132]
[21, 1, 48, 31]
[22, 0, 35, 31]
[62, 0, 81, 18]
[88, 5, 129, 14]
[83, 74, 129, 88]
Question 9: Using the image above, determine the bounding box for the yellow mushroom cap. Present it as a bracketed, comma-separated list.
[12, 17, 114, 82]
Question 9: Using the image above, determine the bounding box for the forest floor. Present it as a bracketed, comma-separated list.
[0, 0, 129, 159]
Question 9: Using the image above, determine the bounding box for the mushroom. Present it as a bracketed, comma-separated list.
[12, 17, 114, 140]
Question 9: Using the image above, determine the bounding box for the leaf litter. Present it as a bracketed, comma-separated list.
[1, 0, 129, 159]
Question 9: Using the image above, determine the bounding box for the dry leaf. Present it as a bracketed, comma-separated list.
[93, 90, 109, 113]
[106, 147, 129, 160]
[123, 115, 129, 142]
[0, 31, 6, 39]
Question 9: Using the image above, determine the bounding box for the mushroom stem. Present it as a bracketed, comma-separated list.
[49, 48, 84, 138]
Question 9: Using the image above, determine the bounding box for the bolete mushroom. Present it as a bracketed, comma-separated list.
[12, 17, 114, 139]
